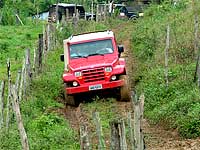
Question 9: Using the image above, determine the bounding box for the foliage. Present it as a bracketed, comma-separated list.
[133, 1, 200, 138]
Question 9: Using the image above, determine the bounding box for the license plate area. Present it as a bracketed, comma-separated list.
[89, 84, 102, 91]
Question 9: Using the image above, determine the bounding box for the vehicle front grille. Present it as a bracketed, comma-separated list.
[82, 67, 105, 83]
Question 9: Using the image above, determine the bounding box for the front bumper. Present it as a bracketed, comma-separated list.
[65, 80, 124, 95]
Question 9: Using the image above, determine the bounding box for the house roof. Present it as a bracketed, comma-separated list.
[52, 3, 83, 7]
[65, 31, 114, 43]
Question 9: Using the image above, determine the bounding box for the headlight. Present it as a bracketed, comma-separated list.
[105, 67, 112, 72]
[75, 71, 82, 77]
[111, 75, 117, 81]
[72, 81, 78, 87]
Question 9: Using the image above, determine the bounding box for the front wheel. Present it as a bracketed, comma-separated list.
[63, 83, 79, 107]
[117, 75, 131, 101]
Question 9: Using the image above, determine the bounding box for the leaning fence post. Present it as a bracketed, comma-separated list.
[11, 84, 29, 150]
[0, 80, 5, 129]
[93, 112, 106, 150]
[80, 124, 90, 150]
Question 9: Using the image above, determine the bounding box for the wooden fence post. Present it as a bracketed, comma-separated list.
[120, 120, 127, 150]
[139, 94, 145, 150]
[11, 84, 29, 150]
[6, 59, 12, 132]
[72, 13, 78, 28]
[192, 0, 198, 57]
[127, 112, 134, 150]
[93, 112, 106, 150]
[110, 121, 121, 150]
[80, 124, 90, 150]
[91, 1, 94, 21]
[47, 23, 51, 51]
[43, 25, 47, 63]
[131, 91, 145, 150]
[37, 34, 43, 73]
[19, 58, 25, 102]
[15, 70, 21, 98]
[66, 9, 69, 22]
[25, 49, 31, 89]
[0, 80, 5, 129]
[96, 4, 99, 22]
[110, 120, 127, 150]
[104, 3, 107, 21]
[165, 25, 170, 87]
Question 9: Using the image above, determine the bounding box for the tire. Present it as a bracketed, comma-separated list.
[63, 83, 79, 107]
[118, 75, 130, 101]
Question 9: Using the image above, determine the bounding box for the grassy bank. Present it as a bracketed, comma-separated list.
[0, 24, 43, 80]
[132, 1, 200, 138]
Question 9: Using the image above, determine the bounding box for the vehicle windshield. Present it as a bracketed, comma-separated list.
[69, 39, 114, 59]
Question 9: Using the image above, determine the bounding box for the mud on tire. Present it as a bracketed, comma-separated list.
[117, 75, 131, 101]
[63, 83, 79, 107]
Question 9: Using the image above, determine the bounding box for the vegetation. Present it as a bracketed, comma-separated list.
[1, 0, 200, 149]
[0, 23, 43, 80]
[132, 1, 200, 138]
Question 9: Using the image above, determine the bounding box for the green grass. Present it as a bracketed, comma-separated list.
[0, 19, 130, 149]
[132, 1, 200, 138]
[0, 48, 80, 150]
[0, 24, 43, 80]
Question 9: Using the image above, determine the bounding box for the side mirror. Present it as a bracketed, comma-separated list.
[60, 54, 64, 62]
[118, 45, 124, 53]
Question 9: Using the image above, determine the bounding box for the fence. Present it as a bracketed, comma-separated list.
[80, 92, 145, 150]
[0, 22, 57, 150]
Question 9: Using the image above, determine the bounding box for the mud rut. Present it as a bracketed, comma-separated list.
[55, 22, 200, 149]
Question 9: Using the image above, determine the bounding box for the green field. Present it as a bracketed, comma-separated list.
[0, 24, 42, 80]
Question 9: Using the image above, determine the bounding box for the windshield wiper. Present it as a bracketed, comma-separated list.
[87, 53, 104, 57]
[71, 55, 87, 58]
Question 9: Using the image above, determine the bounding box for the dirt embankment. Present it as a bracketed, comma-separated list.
[56, 21, 200, 149]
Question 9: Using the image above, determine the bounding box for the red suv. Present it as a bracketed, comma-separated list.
[60, 30, 130, 106]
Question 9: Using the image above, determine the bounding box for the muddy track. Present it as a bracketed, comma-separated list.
[56, 21, 200, 149]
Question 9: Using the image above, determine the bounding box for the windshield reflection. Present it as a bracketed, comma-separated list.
[70, 39, 114, 59]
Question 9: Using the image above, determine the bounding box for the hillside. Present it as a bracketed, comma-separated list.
[0, 0, 200, 149]
[0, 24, 42, 79]
[132, 1, 200, 139]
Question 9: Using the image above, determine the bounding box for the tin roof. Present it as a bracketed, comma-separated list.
[52, 3, 83, 7]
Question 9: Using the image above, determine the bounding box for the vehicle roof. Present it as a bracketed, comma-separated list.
[52, 3, 83, 7]
[65, 31, 114, 43]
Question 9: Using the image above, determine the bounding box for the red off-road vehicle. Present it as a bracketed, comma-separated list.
[60, 30, 130, 106]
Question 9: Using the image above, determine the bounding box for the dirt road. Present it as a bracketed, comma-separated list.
[56, 21, 200, 149]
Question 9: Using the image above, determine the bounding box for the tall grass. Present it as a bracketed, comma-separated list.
[132, 1, 200, 138]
